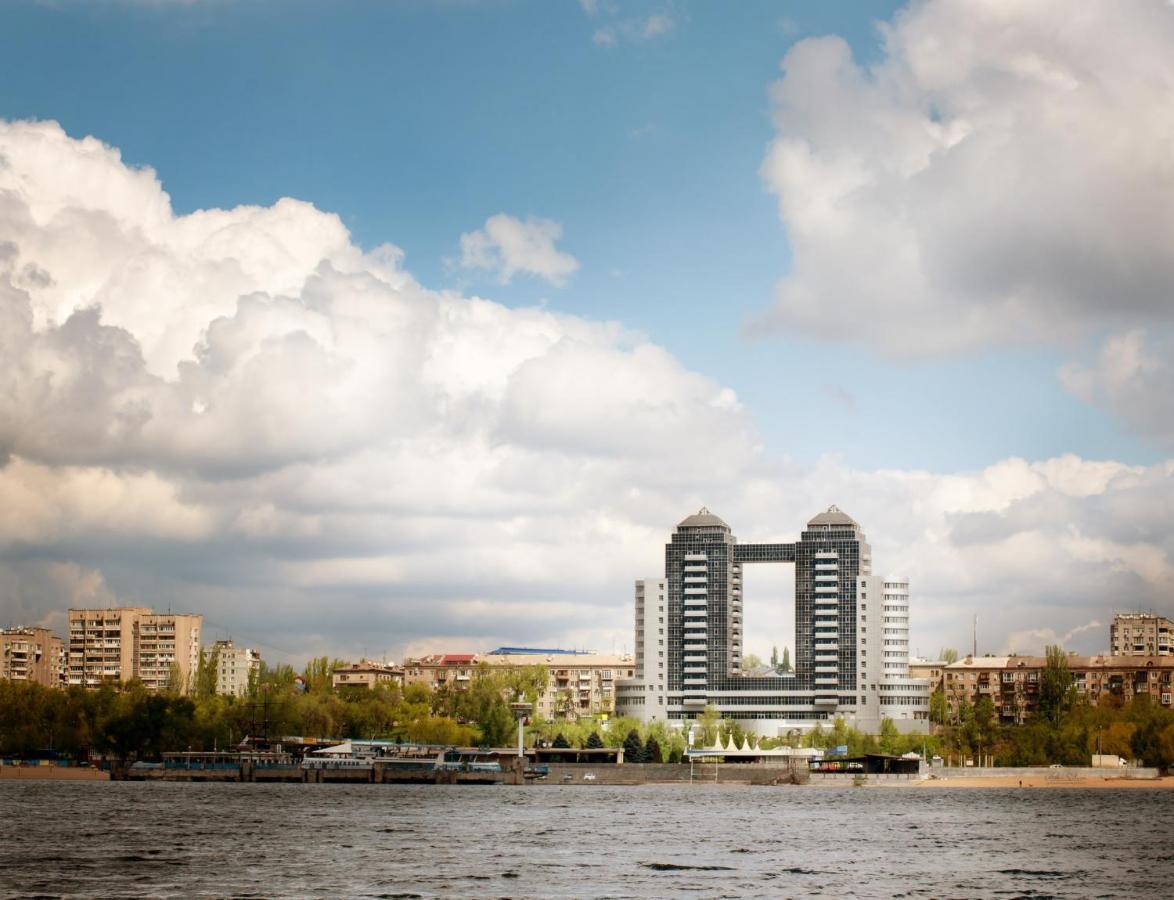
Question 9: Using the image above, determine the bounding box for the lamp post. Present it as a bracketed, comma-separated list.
[509, 698, 532, 759]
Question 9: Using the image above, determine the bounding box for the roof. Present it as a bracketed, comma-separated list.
[677, 507, 729, 529]
[807, 505, 858, 528]
[488, 647, 592, 656]
[440, 654, 477, 665]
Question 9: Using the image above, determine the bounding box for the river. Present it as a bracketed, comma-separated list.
[2, 781, 1172, 898]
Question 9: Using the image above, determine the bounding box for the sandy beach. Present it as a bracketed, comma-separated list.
[903, 774, 1173, 789]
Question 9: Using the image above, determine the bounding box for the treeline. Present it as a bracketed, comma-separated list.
[0, 658, 549, 760]
[933, 646, 1174, 768]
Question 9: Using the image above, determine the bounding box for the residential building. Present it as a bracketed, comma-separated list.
[403, 652, 635, 719]
[1, 627, 65, 687]
[615, 507, 930, 736]
[908, 658, 947, 692]
[332, 660, 403, 690]
[943, 653, 1174, 724]
[1110, 613, 1174, 656]
[67, 607, 202, 692]
[615, 579, 669, 721]
[210, 640, 262, 697]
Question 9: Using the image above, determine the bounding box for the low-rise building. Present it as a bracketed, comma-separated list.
[332, 660, 404, 690]
[944, 653, 1174, 724]
[1, 627, 65, 687]
[403, 652, 636, 720]
[907, 658, 947, 692]
[210, 640, 262, 697]
[1110, 613, 1174, 656]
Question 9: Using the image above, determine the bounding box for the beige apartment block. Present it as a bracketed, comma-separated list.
[1, 627, 65, 687]
[944, 653, 1174, 724]
[210, 639, 262, 697]
[67, 607, 202, 692]
[332, 660, 403, 690]
[1110, 613, 1174, 656]
[907, 658, 947, 692]
[403, 652, 636, 720]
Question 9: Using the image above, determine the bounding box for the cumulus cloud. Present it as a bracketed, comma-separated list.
[2, 119, 1172, 664]
[1060, 330, 1174, 448]
[458, 213, 579, 286]
[757, 0, 1174, 354]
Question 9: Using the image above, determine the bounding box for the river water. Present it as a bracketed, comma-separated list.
[2, 782, 1172, 898]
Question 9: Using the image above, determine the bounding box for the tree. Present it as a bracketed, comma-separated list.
[742, 653, 764, 671]
[770, 645, 779, 669]
[585, 731, 604, 749]
[1039, 645, 1073, 725]
[477, 699, 515, 747]
[878, 717, 900, 755]
[195, 645, 220, 700]
[929, 689, 949, 726]
[940, 648, 960, 664]
[644, 735, 662, 764]
[780, 646, 792, 673]
[623, 728, 646, 763]
[552, 732, 570, 749]
[697, 705, 721, 745]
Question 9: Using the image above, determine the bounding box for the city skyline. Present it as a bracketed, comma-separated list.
[2, 0, 1174, 666]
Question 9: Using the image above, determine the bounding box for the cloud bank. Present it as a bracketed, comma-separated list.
[1, 117, 1172, 664]
[758, 0, 1174, 356]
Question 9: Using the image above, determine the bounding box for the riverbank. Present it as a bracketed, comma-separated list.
[0, 765, 109, 781]
[905, 774, 1174, 789]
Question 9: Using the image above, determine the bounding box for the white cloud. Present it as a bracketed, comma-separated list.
[458, 213, 579, 286]
[2, 119, 1173, 665]
[1060, 330, 1174, 448]
[757, 0, 1174, 355]
[592, 10, 676, 47]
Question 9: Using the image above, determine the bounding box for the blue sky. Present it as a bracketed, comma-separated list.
[3, 0, 1172, 661]
[1, 0, 1151, 473]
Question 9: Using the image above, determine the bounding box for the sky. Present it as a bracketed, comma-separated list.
[2, 0, 1173, 666]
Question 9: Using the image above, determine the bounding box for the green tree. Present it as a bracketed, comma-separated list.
[1039, 645, 1073, 725]
[697, 705, 721, 745]
[644, 735, 663, 763]
[195, 645, 220, 700]
[623, 728, 646, 763]
[770, 645, 778, 669]
[552, 732, 570, 749]
[780, 646, 792, 673]
[585, 731, 604, 749]
[477, 699, 515, 747]
[929, 689, 949, 726]
[940, 648, 960, 664]
[878, 717, 900, 755]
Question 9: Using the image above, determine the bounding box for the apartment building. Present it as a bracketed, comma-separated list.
[1110, 613, 1174, 656]
[1, 627, 65, 687]
[908, 658, 947, 692]
[210, 639, 262, 697]
[332, 660, 403, 690]
[403, 651, 635, 720]
[67, 607, 202, 692]
[943, 654, 1174, 724]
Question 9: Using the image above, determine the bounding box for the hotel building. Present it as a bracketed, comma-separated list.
[616, 507, 930, 736]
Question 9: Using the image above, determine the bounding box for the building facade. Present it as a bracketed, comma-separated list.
[211, 640, 262, 697]
[943, 653, 1174, 723]
[403, 652, 635, 720]
[67, 607, 202, 692]
[1110, 613, 1174, 656]
[332, 660, 403, 691]
[616, 507, 930, 736]
[1, 627, 65, 687]
[615, 579, 670, 721]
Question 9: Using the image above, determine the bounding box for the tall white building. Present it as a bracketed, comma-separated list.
[615, 579, 669, 721]
[211, 639, 262, 697]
